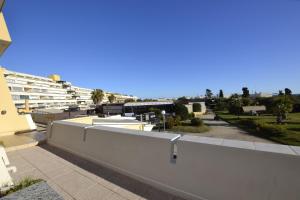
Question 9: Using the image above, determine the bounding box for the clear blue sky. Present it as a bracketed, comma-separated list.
[1, 0, 300, 98]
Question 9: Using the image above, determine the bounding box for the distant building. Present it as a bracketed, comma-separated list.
[251, 92, 273, 98]
[124, 101, 174, 115]
[3, 68, 139, 111]
[102, 103, 124, 115]
[184, 102, 206, 115]
[3, 68, 92, 110]
[102, 92, 138, 103]
[242, 106, 266, 114]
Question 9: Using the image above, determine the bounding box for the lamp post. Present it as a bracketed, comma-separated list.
[161, 110, 166, 132]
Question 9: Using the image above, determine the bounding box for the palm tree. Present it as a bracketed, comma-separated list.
[108, 94, 116, 103]
[91, 89, 104, 105]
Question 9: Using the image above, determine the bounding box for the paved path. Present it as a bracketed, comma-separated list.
[196, 114, 274, 143]
[7, 145, 185, 200]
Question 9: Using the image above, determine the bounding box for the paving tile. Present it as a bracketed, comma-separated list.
[52, 171, 97, 196]
[74, 184, 114, 200]
[11, 168, 48, 183]
[43, 165, 74, 180]
[108, 193, 127, 200]
[47, 180, 74, 200]
[254, 142, 296, 155]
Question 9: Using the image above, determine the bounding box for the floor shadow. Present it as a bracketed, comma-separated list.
[40, 144, 185, 200]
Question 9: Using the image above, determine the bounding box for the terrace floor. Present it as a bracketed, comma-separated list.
[7, 144, 185, 200]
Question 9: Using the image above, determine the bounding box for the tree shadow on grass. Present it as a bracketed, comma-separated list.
[287, 127, 300, 132]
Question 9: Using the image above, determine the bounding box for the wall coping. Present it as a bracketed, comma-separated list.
[180, 135, 300, 156]
[52, 120, 300, 156]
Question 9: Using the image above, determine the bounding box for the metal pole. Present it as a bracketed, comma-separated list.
[163, 114, 165, 131]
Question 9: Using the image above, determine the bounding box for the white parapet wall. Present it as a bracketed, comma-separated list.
[47, 121, 300, 200]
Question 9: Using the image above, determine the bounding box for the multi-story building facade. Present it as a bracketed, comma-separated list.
[2, 68, 138, 111]
[3, 68, 96, 110]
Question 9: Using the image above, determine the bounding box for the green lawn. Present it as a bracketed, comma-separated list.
[217, 111, 300, 146]
[168, 121, 210, 134]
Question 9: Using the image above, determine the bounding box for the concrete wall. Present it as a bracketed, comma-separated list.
[185, 102, 206, 115]
[47, 121, 300, 200]
[0, 68, 35, 136]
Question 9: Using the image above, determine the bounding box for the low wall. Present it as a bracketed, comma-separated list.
[31, 111, 87, 124]
[47, 121, 300, 200]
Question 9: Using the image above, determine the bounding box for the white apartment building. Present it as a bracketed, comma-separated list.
[3, 68, 92, 110]
[3, 68, 139, 111]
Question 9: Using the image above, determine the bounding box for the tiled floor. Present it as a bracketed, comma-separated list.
[7, 144, 185, 200]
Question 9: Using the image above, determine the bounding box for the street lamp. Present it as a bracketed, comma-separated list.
[161, 110, 166, 132]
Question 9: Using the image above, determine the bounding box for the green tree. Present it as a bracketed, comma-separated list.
[149, 107, 162, 119]
[193, 103, 201, 112]
[215, 98, 227, 111]
[174, 103, 189, 120]
[242, 97, 251, 106]
[228, 94, 242, 115]
[177, 96, 189, 104]
[219, 90, 224, 98]
[91, 89, 104, 105]
[124, 98, 135, 103]
[108, 94, 116, 103]
[242, 87, 250, 98]
[272, 95, 293, 123]
[205, 89, 213, 99]
[284, 88, 292, 96]
[278, 90, 284, 96]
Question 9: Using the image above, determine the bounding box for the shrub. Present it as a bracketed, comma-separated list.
[188, 112, 195, 119]
[193, 103, 201, 112]
[1, 177, 43, 197]
[174, 116, 182, 126]
[165, 117, 175, 129]
[238, 119, 284, 136]
[191, 118, 203, 126]
[174, 103, 189, 120]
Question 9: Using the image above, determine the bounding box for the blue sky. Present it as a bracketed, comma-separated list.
[1, 0, 300, 98]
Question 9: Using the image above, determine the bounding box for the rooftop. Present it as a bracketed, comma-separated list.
[124, 101, 173, 107]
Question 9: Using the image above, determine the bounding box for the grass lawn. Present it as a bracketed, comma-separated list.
[217, 111, 300, 146]
[168, 121, 210, 134]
